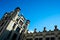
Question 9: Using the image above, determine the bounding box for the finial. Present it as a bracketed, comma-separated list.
[54, 25, 58, 31]
[54, 25, 57, 29]
[14, 7, 21, 12]
[49, 30, 51, 32]
[34, 28, 37, 33]
[43, 27, 46, 32]
[15, 7, 21, 10]
[44, 27, 46, 30]
[39, 31, 40, 33]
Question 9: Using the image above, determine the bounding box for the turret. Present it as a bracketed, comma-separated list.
[20, 19, 30, 34]
[26, 20, 30, 25]
[11, 7, 21, 20]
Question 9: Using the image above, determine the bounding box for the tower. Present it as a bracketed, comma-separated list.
[0, 7, 30, 40]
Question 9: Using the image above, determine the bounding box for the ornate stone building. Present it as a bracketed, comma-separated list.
[0, 7, 30, 40]
[0, 7, 60, 40]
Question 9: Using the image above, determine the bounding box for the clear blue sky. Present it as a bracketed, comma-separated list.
[0, 0, 60, 32]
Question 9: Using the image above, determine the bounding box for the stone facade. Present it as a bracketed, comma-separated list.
[24, 25, 60, 40]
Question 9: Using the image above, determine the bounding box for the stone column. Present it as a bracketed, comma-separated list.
[8, 30, 15, 40]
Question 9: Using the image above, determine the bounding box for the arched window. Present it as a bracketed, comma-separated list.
[19, 20, 23, 26]
[16, 27, 20, 32]
[39, 38, 43, 40]
[35, 38, 38, 40]
[46, 37, 49, 40]
[51, 37, 55, 40]
[26, 38, 33, 40]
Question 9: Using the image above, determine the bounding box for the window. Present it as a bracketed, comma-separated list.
[12, 33, 17, 40]
[46, 37, 49, 40]
[51, 37, 55, 40]
[51, 33, 55, 35]
[16, 27, 20, 32]
[26, 38, 33, 40]
[58, 37, 60, 40]
[35, 38, 38, 40]
[19, 20, 23, 26]
[39, 38, 43, 40]
[26, 39, 28, 40]
[13, 23, 16, 29]
[23, 25, 26, 29]
[16, 18, 19, 22]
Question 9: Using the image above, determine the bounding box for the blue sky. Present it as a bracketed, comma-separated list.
[0, 0, 60, 32]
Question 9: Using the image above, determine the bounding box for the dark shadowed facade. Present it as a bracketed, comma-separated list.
[0, 7, 60, 40]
